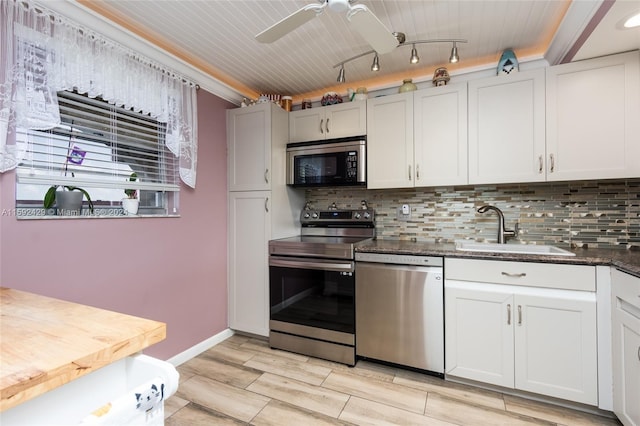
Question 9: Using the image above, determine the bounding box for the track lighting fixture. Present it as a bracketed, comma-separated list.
[371, 53, 380, 71]
[449, 42, 459, 63]
[337, 64, 345, 83]
[410, 44, 419, 64]
[333, 35, 467, 83]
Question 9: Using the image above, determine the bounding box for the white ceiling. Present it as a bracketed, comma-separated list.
[74, 0, 639, 102]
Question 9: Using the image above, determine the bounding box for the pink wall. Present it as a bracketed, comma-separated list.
[0, 89, 234, 360]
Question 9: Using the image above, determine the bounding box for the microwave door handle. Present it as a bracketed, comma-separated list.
[269, 257, 353, 273]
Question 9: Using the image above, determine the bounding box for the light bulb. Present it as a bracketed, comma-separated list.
[371, 54, 380, 71]
[410, 44, 419, 64]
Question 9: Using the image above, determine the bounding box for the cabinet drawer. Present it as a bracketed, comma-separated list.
[445, 258, 595, 291]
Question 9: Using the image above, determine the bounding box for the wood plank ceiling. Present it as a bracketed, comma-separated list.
[75, 0, 637, 103]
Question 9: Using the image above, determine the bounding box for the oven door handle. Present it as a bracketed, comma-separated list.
[269, 256, 354, 273]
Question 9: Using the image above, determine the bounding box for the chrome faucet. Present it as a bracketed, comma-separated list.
[477, 205, 518, 244]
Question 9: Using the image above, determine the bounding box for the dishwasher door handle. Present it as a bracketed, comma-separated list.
[358, 262, 443, 275]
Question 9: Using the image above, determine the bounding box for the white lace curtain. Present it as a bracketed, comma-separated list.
[0, 0, 198, 187]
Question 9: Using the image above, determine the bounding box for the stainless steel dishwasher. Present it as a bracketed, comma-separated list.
[355, 252, 444, 375]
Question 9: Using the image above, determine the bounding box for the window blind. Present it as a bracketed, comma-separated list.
[16, 90, 180, 192]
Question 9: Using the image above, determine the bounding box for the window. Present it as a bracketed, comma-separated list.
[15, 90, 180, 218]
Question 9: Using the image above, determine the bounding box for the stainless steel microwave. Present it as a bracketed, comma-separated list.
[286, 137, 366, 187]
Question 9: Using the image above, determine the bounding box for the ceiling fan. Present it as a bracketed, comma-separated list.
[255, 0, 399, 54]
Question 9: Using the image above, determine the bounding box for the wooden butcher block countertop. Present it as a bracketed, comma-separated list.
[0, 287, 166, 412]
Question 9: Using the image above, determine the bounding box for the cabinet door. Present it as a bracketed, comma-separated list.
[468, 69, 546, 184]
[227, 104, 271, 191]
[612, 269, 640, 426]
[366, 92, 414, 189]
[324, 101, 366, 139]
[514, 293, 598, 405]
[289, 108, 324, 142]
[228, 191, 270, 336]
[546, 51, 640, 181]
[445, 281, 514, 388]
[414, 83, 468, 186]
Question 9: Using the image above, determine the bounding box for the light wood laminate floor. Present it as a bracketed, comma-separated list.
[165, 335, 621, 426]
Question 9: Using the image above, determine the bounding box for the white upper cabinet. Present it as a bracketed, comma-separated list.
[227, 103, 273, 191]
[414, 83, 468, 186]
[546, 51, 640, 181]
[289, 101, 366, 142]
[367, 86, 467, 189]
[366, 92, 414, 189]
[468, 68, 546, 184]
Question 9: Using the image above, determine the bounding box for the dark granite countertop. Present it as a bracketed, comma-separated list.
[355, 239, 640, 278]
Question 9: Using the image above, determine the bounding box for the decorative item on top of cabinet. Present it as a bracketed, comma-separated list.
[281, 96, 292, 112]
[321, 92, 342, 105]
[355, 87, 368, 101]
[398, 78, 418, 93]
[432, 67, 450, 86]
[497, 48, 519, 75]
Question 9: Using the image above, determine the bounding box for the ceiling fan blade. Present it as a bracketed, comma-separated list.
[255, 3, 326, 43]
[347, 4, 398, 54]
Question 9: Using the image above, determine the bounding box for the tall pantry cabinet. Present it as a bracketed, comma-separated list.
[227, 103, 304, 336]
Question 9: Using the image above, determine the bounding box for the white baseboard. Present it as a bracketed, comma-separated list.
[166, 328, 235, 366]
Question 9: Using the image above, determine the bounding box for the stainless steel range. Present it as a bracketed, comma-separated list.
[268, 204, 375, 366]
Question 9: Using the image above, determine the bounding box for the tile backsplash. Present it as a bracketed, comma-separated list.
[305, 179, 640, 250]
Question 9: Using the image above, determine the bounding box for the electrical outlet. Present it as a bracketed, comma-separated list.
[397, 204, 411, 221]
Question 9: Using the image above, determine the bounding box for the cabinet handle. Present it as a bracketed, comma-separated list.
[326, 118, 330, 133]
[549, 153, 555, 173]
[638, 346, 640, 361]
[416, 164, 420, 180]
[518, 305, 522, 326]
[265, 197, 269, 212]
[538, 155, 543, 174]
[264, 169, 269, 184]
[408, 165, 412, 180]
[501, 272, 527, 278]
[507, 304, 511, 325]
[320, 119, 324, 134]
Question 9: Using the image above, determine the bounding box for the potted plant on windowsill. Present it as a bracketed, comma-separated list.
[122, 172, 139, 215]
[43, 185, 94, 216]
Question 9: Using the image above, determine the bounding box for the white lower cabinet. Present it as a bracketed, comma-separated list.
[228, 191, 271, 336]
[611, 269, 640, 426]
[445, 259, 598, 406]
[445, 285, 514, 387]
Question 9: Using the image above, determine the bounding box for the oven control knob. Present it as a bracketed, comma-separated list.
[312, 212, 318, 219]
[363, 212, 371, 219]
[354, 213, 361, 219]
[303, 212, 310, 219]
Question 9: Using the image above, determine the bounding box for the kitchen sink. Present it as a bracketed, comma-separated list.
[455, 242, 576, 256]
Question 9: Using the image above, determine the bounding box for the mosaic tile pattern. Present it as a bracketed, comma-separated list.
[304, 179, 640, 250]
